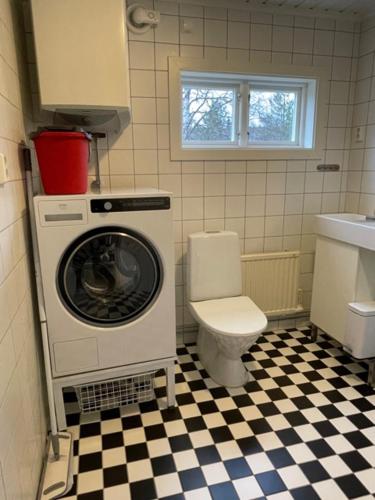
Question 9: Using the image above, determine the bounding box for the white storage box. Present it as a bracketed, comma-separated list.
[345, 302, 375, 359]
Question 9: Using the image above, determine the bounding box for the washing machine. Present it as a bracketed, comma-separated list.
[34, 188, 176, 377]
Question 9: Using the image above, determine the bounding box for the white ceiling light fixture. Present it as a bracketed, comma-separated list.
[126, 3, 160, 34]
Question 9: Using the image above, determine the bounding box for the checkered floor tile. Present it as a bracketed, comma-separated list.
[62, 327, 375, 500]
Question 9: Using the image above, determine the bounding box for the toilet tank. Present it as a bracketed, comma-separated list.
[188, 231, 242, 302]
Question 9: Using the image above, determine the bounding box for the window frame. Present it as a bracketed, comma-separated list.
[169, 57, 330, 161]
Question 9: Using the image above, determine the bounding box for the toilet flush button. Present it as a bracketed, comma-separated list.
[104, 202, 112, 211]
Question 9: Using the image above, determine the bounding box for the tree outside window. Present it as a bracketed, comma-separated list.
[182, 86, 236, 143]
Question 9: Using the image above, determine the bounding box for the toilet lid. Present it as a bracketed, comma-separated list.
[189, 296, 267, 336]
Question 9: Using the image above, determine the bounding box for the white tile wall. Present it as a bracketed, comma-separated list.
[28, 1, 361, 337]
[0, 0, 47, 497]
[345, 16, 375, 217]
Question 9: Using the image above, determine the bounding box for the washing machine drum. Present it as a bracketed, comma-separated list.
[57, 227, 163, 326]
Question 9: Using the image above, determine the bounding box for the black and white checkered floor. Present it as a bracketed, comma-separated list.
[62, 327, 375, 500]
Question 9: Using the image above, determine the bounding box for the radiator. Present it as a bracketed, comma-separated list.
[241, 251, 303, 317]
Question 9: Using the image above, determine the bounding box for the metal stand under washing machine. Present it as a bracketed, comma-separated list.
[33, 188, 176, 430]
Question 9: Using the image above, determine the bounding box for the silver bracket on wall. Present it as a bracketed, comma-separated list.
[317, 164, 340, 171]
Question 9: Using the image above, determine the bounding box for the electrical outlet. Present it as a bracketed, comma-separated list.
[0, 153, 9, 185]
[353, 126, 365, 143]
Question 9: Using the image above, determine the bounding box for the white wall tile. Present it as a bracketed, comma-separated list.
[266, 173, 286, 194]
[182, 197, 204, 220]
[330, 82, 350, 105]
[159, 174, 182, 196]
[314, 30, 334, 55]
[245, 217, 265, 238]
[334, 31, 354, 57]
[109, 149, 134, 175]
[128, 41, 155, 69]
[134, 150, 158, 174]
[205, 6, 227, 21]
[226, 173, 246, 195]
[225, 218, 245, 238]
[285, 194, 304, 214]
[135, 174, 159, 189]
[131, 97, 157, 124]
[303, 193, 322, 213]
[155, 15, 180, 44]
[305, 172, 324, 193]
[204, 174, 225, 196]
[293, 28, 314, 54]
[204, 19, 227, 47]
[156, 71, 169, 97]
[180, 3, 203, 18]
[246, 173, 266, 194]
[228, 22, 250, 49]
[245, 195, 265, 216]
[182, 174, 204, 196]
[130, 70, 156, 97]
[272, 26, 293, 53]
[286, 173, 305, 194]
[332, 57, 352, 81]
[225, 196, 245, 218]
[284, 215, 302, 236]
[133, 124, 158, 149]
[250, 24, 272, 51]
[204, 197, 225, 219]
[265, 216, 283, 236]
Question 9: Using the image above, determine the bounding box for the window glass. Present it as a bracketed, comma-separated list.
[182, 85, 236, 144]
[248, 88, 298, 144]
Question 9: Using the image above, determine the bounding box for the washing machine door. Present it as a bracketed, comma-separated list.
[57, 227, 162, 326]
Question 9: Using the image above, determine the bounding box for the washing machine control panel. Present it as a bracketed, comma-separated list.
[91, 197, 170, 213]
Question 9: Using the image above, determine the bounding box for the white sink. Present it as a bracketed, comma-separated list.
[315, 213, 375, 251]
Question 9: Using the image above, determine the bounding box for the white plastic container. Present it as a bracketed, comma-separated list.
[345, 302, 375, 359]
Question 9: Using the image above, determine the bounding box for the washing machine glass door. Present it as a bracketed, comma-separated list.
[57, 227, 162, 326]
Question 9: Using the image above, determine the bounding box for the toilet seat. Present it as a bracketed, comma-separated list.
[189, 296, 267, 337]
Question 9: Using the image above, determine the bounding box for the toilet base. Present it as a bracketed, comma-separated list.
[197, 327, 251, 388]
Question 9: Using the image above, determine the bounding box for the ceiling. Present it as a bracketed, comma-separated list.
[243, 0, 375, 17]
[182, 0, 375, 18]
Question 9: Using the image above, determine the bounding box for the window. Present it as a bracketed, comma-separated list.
[169, 58, 329, 160]
[248, 87, 300, 145]
[181, 73, 312, 150]
[182, 83, 238, 145]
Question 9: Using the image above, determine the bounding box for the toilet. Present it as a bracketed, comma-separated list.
[187, 231, 268, 387]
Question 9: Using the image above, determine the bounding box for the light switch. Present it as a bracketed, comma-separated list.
[0, 153, 9, 185]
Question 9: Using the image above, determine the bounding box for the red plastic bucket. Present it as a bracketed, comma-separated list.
[33, 130, 91, 195]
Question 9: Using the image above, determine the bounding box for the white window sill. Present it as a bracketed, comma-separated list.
[172, 146, 322, 161]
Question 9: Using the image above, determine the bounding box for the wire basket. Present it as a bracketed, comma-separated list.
[74, 371, 156, 414]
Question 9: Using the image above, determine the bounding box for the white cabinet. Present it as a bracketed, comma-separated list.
[311, 214, 375, 343]
[31, 0, 130, 111]
[311, 236, 359, 343]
